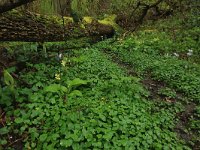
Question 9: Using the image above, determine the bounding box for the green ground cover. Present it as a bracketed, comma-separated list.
[1, 11, 199, 150]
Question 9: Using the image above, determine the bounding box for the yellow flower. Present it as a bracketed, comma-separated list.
[61, 60, 66, 67]
[55, 73, 61, 80]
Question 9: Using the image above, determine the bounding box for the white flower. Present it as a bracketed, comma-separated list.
[165, 53, 169, 57]
[173, 52, 179, 57]
[188, 49, 193, 53]
[58, 53, 62, 59]
[187, 49, 193, 56]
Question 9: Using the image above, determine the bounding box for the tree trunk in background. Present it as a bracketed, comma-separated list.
[21, 0, 72, 16]
[55, 0, 71, 16]
[0, 0, 36, 13]
[0, 12, 114, 42]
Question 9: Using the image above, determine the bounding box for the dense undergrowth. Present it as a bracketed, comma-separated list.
[0, 11, 200, 150]
[0, 44, 188, 149]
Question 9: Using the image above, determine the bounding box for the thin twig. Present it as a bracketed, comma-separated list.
[8, 137, 24, 147]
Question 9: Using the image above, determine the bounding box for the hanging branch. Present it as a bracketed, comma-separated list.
[0, 0, 36, 13]
[137, 0, 164, 23]
[129, 0, 164, 22]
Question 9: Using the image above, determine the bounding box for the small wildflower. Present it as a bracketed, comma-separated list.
[165, 53, 169, 57]
[56, 53, 63, 61]
[188, 49, 193, 53]
[173, 52, 179, 57]
[58, 53, 62, 59]
[61, 60, 66, 67]
[55, 73, 61, 80]
[187, 49, 193, 56]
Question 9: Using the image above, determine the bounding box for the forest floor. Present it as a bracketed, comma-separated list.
[0, 14, 200, 149]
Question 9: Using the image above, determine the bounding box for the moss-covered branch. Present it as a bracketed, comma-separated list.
[0, 0, 36, 13]
[0, 11, 115, 42]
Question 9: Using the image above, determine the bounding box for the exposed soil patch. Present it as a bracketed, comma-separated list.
[102, 48, 138, 77]
[101, 47, 200, 149]
[175, 103, 200, 149]
[142, 78, 169, 100]
[102, 48, 176, 103]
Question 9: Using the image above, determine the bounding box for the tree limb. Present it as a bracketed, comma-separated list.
[137, 0, 164, 23]
[0, 0, 36, 13]
[0, 12, 115, 42]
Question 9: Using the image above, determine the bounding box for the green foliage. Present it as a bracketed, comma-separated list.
[1, 6, 199, 149]
[158, 87, 177, 99]
[3, 69, 14, 87]
[0, 69, 16, 106]
[95, 19, 200, 103]
[91, 14, 199, 147]
[44, 84, 68, 93]
[1, 44, 188, 149]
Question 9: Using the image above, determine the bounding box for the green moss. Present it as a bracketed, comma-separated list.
[98, 14, 123, 33]
[83, 16, 94, 24]
[63, 17, 74, 23]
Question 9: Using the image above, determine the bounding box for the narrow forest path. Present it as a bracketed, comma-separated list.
[98, 41, 200, 149]
[101, 46, 180, 103]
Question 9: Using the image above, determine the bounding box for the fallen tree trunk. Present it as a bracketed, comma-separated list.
[0, 11, 115, 42]
[0, 0, 36, 13]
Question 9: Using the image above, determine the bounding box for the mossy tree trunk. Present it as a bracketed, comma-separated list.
[0, 0, 36, 13]
[0, 11, 115, 42]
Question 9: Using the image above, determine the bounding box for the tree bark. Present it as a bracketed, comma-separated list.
[0, 12, 115, 42]
[0, 0, 36, 13]
[137, 0, 164, 24]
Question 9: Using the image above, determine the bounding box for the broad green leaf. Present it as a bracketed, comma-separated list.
[103, 132, 114, 141]
[39, 134, 48, 142]
[69, 90, 82, 97]
[44, 84, 67, 93]
[51, 133, 59, 140]
[71, 56, 86, 63]
[60, 85, 68, 92]
[68, 78, 87, 88]
[71, 133, 79, 141]
[15, 118, 23, 124]
[72, 143, 81, 150]
[60, 139, 73, 147]
[54, 114, 60, 122]
[0, 127, 9, 135]
[99, 114, 106, 121]
[0, 139, 7, 145]
[3, 70, 14, 86]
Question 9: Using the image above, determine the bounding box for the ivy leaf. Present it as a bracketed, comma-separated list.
[99, 114, 106, 121]
[3, 69, 14, 86]
[0, 127, 9, 135]
[60, 139, 73, 147]
[68, 78, 87, 88]
[69, 90, 83, 97]
[39, 134, 48, 142]
[71, 133, 79, 141]
[72, 143, 81, 150]
[0, 139, 7, 145]
[15, 118, 23, 124]
[54, 114, 60, 122]
[44, 84, 68, 93]
[51, 133, 59, 140]
[103, 132, 114, 141]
